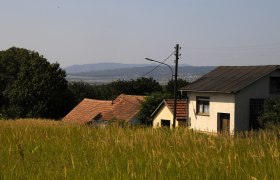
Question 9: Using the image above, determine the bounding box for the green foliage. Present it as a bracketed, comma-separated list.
[0, 47, 72, 119]
[0, 120, 279, 179]
[165, 78, 190, 95]
[0, 113, 4, 120]
[138, 92, 172, 124]
[258, 97, 280, 129]
[68, 82, 98, 103]
[111, 77, 162, 96]
[68, 77, 163, 107]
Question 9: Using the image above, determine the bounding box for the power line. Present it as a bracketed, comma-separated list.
[185, 44, 280, 51]
[141, 51, 175, 77]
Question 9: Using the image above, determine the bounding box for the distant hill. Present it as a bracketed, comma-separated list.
[64, 62, 191, 73]
[64, 63, 156, 73]
[66, 65, 216, 84]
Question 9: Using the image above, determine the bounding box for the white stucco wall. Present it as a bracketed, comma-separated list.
[188, 92, 235, 133]
[235, 70, 280, 131]
[152, 106, 178, 128]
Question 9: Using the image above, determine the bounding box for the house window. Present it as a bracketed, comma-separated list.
[249, 99, 264, 129]
[161, 119, 170, 128]
[196, 97, 210, 115]
[270, 77, 280, 93]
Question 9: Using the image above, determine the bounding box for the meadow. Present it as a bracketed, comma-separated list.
[0, 119, 279, 179]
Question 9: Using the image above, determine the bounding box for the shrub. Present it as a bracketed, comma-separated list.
[138, 92, 172, 124]
[258, 97, 280, 129]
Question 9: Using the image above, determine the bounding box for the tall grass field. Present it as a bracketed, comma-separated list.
[0, 119, 279, 179]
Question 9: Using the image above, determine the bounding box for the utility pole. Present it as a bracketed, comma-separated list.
[173, 44, 180, 129]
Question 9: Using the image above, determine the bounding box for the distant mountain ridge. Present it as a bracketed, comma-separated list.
[66, 63, 216, 84]
[64, 62, 190, 73]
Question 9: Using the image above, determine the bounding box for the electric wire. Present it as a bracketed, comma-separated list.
[141, 51, 175, 78]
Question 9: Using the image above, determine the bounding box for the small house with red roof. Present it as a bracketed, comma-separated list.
[151, 99, 188, 128]
[63, 94, 146, 125]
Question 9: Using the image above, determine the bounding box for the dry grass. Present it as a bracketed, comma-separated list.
[0, 119, 279, 179]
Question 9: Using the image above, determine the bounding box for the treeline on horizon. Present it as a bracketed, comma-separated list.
[0, 47, 189, 120]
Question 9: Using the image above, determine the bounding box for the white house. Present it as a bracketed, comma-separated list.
[151, 99, 187, 128]
[180, 65, 280, 133]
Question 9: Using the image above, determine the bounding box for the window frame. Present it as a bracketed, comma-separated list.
[161, 119, 171, 128]
[249, 98, 264, 129]
[196, 96, 210, 115]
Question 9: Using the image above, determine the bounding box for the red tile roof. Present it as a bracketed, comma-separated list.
[63, 94, 146, 124]
[105, 94, 146, 121]
[165, 99, 188, 120]
[63, 99, 111, 124]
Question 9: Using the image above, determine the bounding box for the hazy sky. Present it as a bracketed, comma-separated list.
[1, 0, 280, 67]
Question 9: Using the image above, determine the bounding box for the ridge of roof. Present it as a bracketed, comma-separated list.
[82, 98, 110, 102]
[118, 93, 147, 98]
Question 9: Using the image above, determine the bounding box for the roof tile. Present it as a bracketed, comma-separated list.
[165, 99, 188, 120]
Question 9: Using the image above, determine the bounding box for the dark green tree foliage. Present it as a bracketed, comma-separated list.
[0, 47, 72, 119]
[68, 77, 163, 107]
[68, 82, 112, 105]
[134, 77, 163, 95]
[0, 48, 22, 108]
[111, 77, 162, 96]
[258, 97, 280, 129]
[68, 82, 97, 103]
[68, 77, 163, 114]
[138, 93, 172, 124]
[165, 78, 190, 95]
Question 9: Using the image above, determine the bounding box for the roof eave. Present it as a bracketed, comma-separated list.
[150, 99, 178, 118]
[150, 100, 165, 118]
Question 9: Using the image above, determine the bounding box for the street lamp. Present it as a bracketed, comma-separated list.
[144, 57, 177, 129]
[144, 58, 174, 80]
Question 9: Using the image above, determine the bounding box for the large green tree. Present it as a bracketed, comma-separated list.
[0, 47, 72, 119]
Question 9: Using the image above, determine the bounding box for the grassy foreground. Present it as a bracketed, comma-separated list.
[0, 120, 279, 179]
